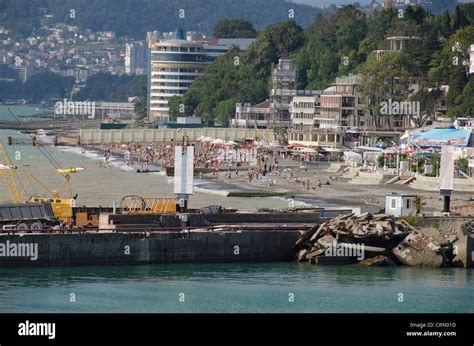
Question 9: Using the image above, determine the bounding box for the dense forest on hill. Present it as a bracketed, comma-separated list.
[0, 0, 319, 39]
[170, 3, 474, 125]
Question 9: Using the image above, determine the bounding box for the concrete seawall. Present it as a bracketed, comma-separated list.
[410, 175, 474, 192]
[75, 128, 275, 145]
[0, 230, 299, 267]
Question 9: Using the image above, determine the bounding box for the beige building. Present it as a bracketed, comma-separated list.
[289, 94, 344, 147]
[288, 74, 367, 147]
[270, 51, 297, 128]
[232, 53, 311, 129]
[233, 101, 272, 128]
[319, 74, 365, 129]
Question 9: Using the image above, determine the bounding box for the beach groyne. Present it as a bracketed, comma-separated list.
[0, 229, 299, 267]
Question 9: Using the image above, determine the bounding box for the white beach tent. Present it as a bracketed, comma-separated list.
[346, 151, 363, 165]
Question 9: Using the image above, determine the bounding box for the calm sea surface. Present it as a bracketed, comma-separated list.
[0, 263, 472, 313]
[0, 105, 52, 122]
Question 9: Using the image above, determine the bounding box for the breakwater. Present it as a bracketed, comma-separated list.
[0, 229, 299, 267]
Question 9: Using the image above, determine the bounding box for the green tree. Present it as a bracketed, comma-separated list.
[452, 4, 469, 31]
[213, 19, 257, 38]
[213, 98, 236, 125]
[168, 96, 183, 120]
[359, 52, 415, 128]
[295, 6, 368, 90]
[134, 85, 147, 120]
[449, 76, 474, 117]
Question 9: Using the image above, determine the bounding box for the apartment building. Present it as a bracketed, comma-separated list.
[125, 41, 147, 75]
[270, 51, 297, 128]
[232, 52, 301, 129]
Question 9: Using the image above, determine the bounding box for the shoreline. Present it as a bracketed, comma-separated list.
[59, 140, 474, 214]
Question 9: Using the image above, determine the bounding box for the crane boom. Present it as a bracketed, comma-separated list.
[0, 140, 22, 203]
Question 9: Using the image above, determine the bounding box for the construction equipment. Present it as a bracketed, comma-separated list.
[2, 106, 78, 222]
[26, 171, 76, 221]
[0, 140, 22, 203]
[0, 143, 74, 223]
[121, 195, 177, 214]
[0, 201, 58, 231]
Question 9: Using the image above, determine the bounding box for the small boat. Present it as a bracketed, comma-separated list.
[57, 167, 85, 173]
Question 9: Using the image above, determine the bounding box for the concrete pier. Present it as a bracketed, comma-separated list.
[0, 229, 299, 267]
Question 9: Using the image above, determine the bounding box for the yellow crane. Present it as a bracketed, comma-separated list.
[0, 139, 76, 221]
[2, 106, 78, 221]
[0, 139, 22, 203]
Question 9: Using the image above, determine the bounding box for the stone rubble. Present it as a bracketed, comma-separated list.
[294, 213, 461, 267]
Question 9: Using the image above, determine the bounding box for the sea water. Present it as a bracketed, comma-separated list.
[0, 263, 471, 313]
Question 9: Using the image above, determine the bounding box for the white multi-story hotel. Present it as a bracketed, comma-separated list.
[148, 35, 207, 122]
[147, 30, 255, 123]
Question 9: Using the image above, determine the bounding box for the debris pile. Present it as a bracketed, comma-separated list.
[294, 213, 458, 267]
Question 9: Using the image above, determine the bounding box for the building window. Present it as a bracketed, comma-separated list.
[406, 199, 411, 209]
[391, 198, 397, 209]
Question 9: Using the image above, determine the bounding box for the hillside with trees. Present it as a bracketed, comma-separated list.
[170, 3, 474, 125]
[0, 0, 319, 39]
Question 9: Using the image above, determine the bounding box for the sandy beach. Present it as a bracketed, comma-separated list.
[72, 140, 474, 214]
[1, 128, 473, 214]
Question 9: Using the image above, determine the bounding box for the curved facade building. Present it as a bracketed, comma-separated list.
[148, 39, 206, 122]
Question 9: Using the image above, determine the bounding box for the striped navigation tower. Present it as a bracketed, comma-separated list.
[174, 136, 194, 213]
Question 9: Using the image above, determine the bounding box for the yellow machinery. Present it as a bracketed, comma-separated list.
[121, 195, 177, 214]
[26, 172, 75, 221]
[1, 106, 77, 222]
[0, 140, 22, 203]
[0, 137, 76, 222]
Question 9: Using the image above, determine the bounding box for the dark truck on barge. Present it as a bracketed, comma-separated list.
[0, 202, 58, 231]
